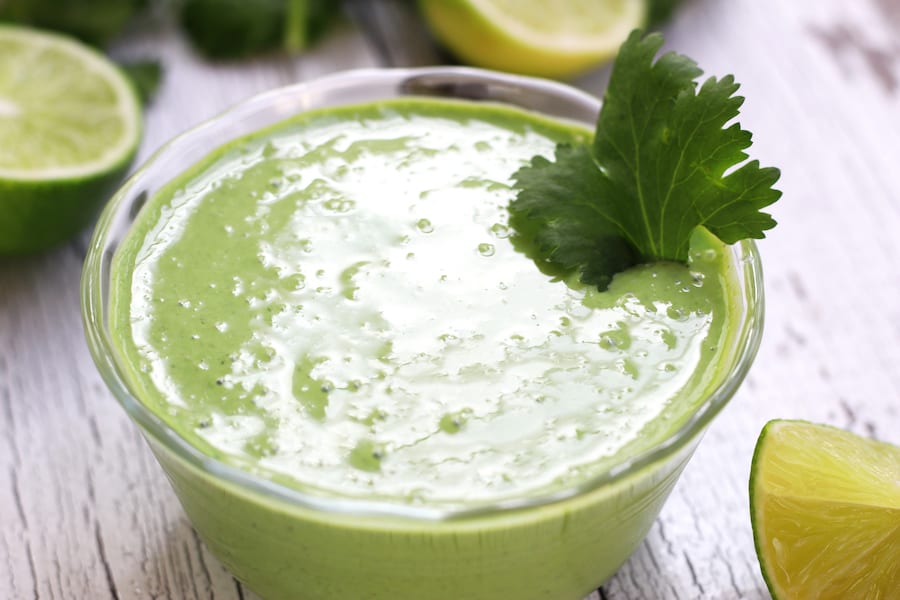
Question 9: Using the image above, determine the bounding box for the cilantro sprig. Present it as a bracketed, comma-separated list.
[510, 30, 781, 290]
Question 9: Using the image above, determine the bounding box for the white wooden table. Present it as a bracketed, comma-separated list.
[3, 1, 900, 598]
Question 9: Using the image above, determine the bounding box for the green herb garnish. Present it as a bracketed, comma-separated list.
[510, 30, 781, 290]
[0, 0, 146, 47]
[179, 0, 340, 60]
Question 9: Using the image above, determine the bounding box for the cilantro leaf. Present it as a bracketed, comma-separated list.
[510, 30, 781, 290]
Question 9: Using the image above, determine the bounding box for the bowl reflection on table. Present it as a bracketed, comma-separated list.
[81, 67, 764, 600]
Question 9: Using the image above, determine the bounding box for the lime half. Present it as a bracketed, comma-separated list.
[0, 25, 141, 254]
[419, 0, 647, 78]
[750, 420, 900, 599]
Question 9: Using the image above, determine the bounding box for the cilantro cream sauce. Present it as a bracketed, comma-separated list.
[110, 98, 733, 508]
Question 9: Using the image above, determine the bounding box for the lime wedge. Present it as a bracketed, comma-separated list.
[750, 420, 900, 599]
[418, 0, 647, 78]
[0, 25, 141, 254]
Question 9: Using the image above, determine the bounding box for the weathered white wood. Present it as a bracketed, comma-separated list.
[3, 0, 900, 598]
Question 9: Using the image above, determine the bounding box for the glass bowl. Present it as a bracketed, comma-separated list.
[82, 67, 764, 600]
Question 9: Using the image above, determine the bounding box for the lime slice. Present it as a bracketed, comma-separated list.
[418, 0, 647, 78]
[750, 420, 900, 599]
[0, 25, 141, 254]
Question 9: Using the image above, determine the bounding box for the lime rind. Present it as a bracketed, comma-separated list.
[0, 24, 141, 182]
[472, 0, 645, 52]
[750, 419, 900, 600]
[0, 24, 141, 253]
[419, 0, 648, 79]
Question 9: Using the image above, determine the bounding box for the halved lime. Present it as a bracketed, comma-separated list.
[750, 420, 900, 599]
[418, 0, 647, 79]
[0, 25, 141, 254]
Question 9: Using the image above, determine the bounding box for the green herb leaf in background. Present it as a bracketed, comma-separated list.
[510, 30, 781, 291]
[0, 0, 146, 47]
[120, 60, 163, 106]
[179, 0, 340, 60]
[646, 0, 682, 28]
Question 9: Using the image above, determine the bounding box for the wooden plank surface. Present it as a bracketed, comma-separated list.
[2, 0, 899, 598]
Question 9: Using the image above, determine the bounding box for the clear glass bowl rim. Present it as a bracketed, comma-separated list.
[81, 66, 765, 522]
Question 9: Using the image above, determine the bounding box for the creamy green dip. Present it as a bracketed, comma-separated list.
[110, 98, 735, 510]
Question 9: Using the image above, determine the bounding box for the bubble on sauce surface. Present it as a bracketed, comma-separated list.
[349, 439, 387, 472]
[599, 322, 632, 350]
[490, 223, 510, 239]
[439, 409, 473, 434]
[695, 248, 719, 263]
[323, 198, 355, 213]
[666, 306, 687, 321]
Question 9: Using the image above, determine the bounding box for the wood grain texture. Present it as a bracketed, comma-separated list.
[2, 0, 899, 598]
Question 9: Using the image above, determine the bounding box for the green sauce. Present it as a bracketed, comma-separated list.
[110, 98, 736, 509]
